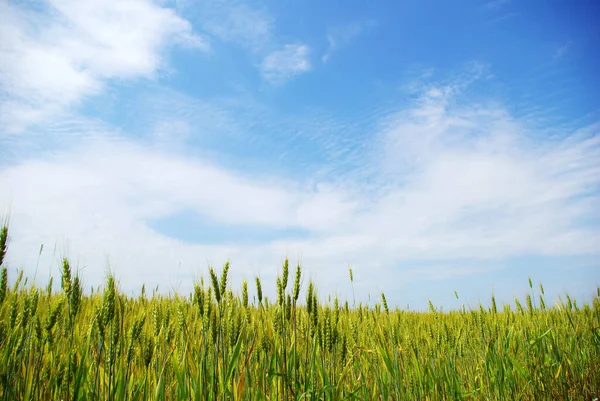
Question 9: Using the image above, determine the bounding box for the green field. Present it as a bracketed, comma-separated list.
[0, 224, 598, 400]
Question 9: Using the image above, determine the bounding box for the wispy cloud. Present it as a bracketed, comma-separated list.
[481, 0, 511, 11]
[322, 20, 377, 63]
[181, 0, 313, 85]
[260, 44, 312, 84]
[196, 1, 274, 53]
[485, 12, 519, 26]
[0, 0, 208, 134]
[553, 41, 572, 61]
[1, 69, 598, 302]
[479, 0, 518, 26]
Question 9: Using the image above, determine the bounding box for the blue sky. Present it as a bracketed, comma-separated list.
[0, 0, 599, 309]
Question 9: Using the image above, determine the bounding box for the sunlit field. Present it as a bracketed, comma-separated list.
[0, 224, 598, 400]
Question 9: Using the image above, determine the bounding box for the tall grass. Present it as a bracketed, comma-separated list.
[0, 224, 598, 400]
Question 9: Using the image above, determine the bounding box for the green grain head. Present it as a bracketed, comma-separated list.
[381, 292, 389, 315]
[282, 257, 289, 291]
[219, 261, 230, 301]
[0, 225, 8, 267]
[242, 280, 248, 308]
[293, 264, 302, 303]
[255, 277, 263, 305]
[61, 258, 72, 297]
[102, 275, 116, 326]
[0, 266, 7, 304]
[209, 267, 221, 304]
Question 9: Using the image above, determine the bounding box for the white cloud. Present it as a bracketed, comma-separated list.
[0, 0, 208, 134]
[178, 1, 313, 85]
[0, 138, 356, 291]
[363, 83, 600, 261]
[1, 78, 599, 299]
[260, 44, 312, 84]
[199, 1, 274, 53]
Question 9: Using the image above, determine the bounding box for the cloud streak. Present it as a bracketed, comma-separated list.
[322, 20, 376, 63]
[197, 0, 274, 53]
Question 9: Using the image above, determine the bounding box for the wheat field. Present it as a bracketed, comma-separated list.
[0, 224, 598, 400]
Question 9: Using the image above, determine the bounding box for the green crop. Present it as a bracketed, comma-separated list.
[0, 223, 598, 400]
